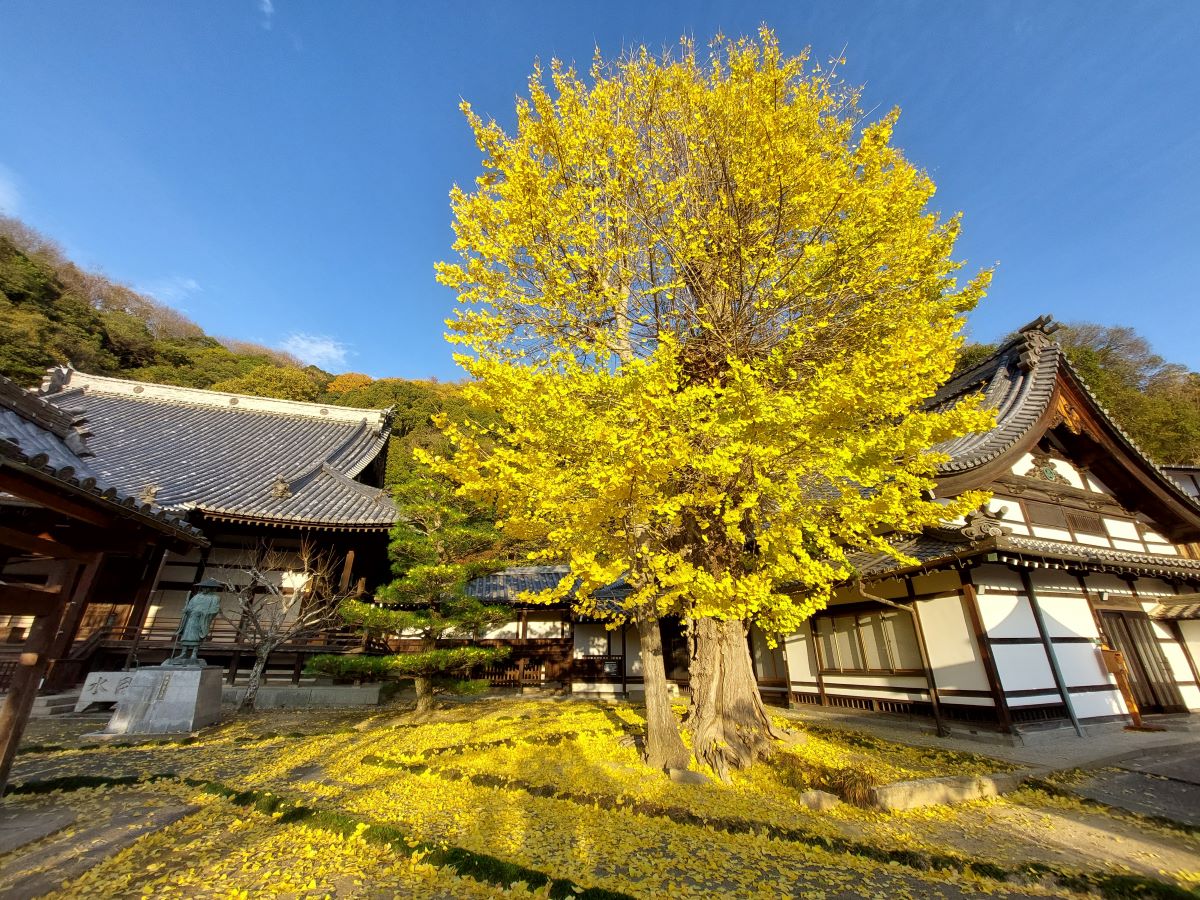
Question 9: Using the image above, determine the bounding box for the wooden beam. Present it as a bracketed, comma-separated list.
[0, 469, 112, 528]
[42, 552, 105, 691]
[0, 525, 88, 560]
[0, 560, 76, 794]
[905, 576, 948, 737]
[960, 578, 1014, 733]
[0, 582, 65, 617]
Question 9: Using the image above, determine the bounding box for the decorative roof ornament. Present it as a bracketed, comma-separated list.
[1016, 315, 1061, 373]
[1024, 451, 1071, 484]
[139, 483, 159, 505]
[270, 475, 292, 499]
[960, 505, 1012, 541]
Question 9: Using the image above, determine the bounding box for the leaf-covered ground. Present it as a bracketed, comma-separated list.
[7, 698, 1199, 898]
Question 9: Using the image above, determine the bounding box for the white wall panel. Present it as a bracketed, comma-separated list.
[1180, 684, 1200, 711]
[1071, 690, 1128, 720]
[974, 564, 1024, 591]
[784, 624, 818, 681]
[979, 594, 1039, 639]
[573, 624, 609, 657]
[1038, 595, 1100, 640]
[918, 594, 990, 692]
[1104, 518, 1140, 540]
[1031, 526, 1073, 542]
[992, 643, 1055, 693]
[1053, 642, 1111, 687]
[1031, 570, 1085, 593]
[1007, 692, 1061, 707]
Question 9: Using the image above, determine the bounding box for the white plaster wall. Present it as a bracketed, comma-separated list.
[977, 593, 1038, 639]
[1037, 595, 1101, 640]
[1104, 518, 1140, 541]
[1071, 690, 1128, 719]
[1030, 570, 1085, 593]
[910, 571, 963, 597]
[526, 611, 567, 638]
[1178, 683, 1200, 711]
[1031, 525, 1073, 542]
[917, 593, 990, 693]
[573, 624, 609, 657]
[992, 643, 1056, 693]
[750, 626, 787, 680]
[974, 564, 1024, 591]
[1054, 642, 1114, 688]
[1135, 578, 1179, 597]
[783, 623, 818, 682]
[625, 625, 644, 676]
[1181, 622, 1200, 678]
[481, 621, 520, 640]
[1007, 692, 1061, 708]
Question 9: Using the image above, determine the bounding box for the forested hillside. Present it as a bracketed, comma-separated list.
[0, 215, 472, 484]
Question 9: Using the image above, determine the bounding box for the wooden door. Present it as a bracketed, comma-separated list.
[1100, 611, 1186, 713]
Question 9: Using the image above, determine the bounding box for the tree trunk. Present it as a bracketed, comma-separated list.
[686, 616, 779, 781]
[239, 651, 270, 712]
[635, 613, 690, 772]
[413, 675, 435, 714]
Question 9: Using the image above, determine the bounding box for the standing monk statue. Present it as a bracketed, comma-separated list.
[166, 578, 223, 665]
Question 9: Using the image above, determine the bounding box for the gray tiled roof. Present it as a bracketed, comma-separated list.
[931, 317, 1062, 474]
[932, 318, 1200, 524]
[846, 531, 975, 578]
[40, 369, 395, 530]
[466, 565, 571, 603]
[0, 375, 205, 544]
[1149, 595, 1200, 621]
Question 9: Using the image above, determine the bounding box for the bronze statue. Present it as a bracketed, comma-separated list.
[165, 578, 223, 666]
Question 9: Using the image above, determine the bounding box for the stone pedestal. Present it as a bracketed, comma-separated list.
[103, 665, 222, 735]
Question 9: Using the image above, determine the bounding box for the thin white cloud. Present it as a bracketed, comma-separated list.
[137, 275, 202, 305]
[0, 164, 21, 214]
[280, 332, 349, 369]
[258, 0, 275, 29]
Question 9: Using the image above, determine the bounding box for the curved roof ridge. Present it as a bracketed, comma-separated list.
[41, 366, 389, 427]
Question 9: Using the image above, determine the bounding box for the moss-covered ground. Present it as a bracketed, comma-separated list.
[5, 698, 1198, 898]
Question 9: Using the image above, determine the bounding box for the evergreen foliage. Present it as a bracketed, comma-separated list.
[308, 463, 516, 711]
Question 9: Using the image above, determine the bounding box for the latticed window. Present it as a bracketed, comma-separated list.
[815, 610, 924, 674]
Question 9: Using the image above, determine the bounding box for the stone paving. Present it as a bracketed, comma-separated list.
[1073, 744, 1200, 826]
[1, 704, 1198, 898]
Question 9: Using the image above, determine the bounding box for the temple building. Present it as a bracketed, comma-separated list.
[777, 318, 1200, 733]
[1, 368, 396, 683]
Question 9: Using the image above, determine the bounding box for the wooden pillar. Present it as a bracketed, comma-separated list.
[960, 579, 1013, 732]
[125, 545, 168, 641]
[0, 561, 77, 795]
[905, 577, 947, 737]
[42, 553, 104, 691]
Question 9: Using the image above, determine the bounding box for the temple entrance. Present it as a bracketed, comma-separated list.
[1099, 610, 1187, 714]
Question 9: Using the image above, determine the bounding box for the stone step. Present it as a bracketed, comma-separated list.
[29, 691, 82, 717]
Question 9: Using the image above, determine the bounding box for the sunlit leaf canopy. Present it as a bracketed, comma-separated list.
[430, 28, 994, 635]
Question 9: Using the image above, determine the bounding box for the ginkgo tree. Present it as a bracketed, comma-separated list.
[428, 28, 994, 776]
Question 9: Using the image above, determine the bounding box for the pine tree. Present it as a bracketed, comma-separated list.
[309, 465, 511, 713]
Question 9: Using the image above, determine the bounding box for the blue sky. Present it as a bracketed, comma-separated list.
[1, 2, 1197, 378]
